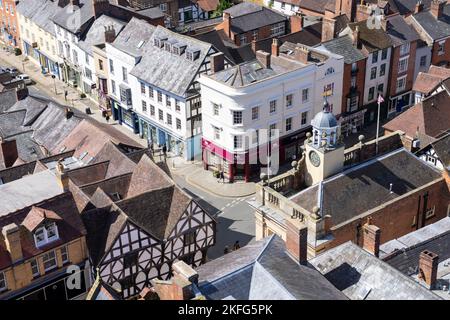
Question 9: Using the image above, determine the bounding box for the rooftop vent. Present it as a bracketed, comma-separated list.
[153, 36, 167, 48]
[186, 48, 200, 61]
[137, 40, 145, 49]
[173, 42, 187, 55]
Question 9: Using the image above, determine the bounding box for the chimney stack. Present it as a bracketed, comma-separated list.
[93, 0, 110, 19]
[272, 38, 280, 57]
[352, 26, 360, 47]
[285, 221, 308, 265]
[210, 52, 225, 74]
[2, 223, 23, 263]
[290, 13, 304, 33]
[222, 12, 231, 37]
[0, 137, 18, 168]
[71, 0, 80, 6]
[55, 159, 70, 192]
[104, 25, 116, 44]
[431, 0, 445, 19]
[322, 10, 337, 42]
[362, 217, 381, 257]
[418, 250, 439, 289]
[294, 45, 310, 64]
[256, 50, 271, 69]
[415, 0, 424, 13]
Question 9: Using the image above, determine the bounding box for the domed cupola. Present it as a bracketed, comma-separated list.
[310, 101, 340, 149]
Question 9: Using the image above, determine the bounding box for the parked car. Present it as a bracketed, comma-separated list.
[6, 67, 18, 76]
[16, 74, 32, 85]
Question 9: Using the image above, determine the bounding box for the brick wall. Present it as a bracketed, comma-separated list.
[341, 59, 366, 114]
[0, 0, 21, 48]
[431, 38, 450, 67]
[388, 41, 417, 98]
[329, 179, 450, 249]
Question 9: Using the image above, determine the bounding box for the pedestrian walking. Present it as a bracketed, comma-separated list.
[162, 144, 167, 159]
[105, 114, 110, 123]
[64, 90, 68, 101]
[220, 171, 225, 183]
[224, 246, 230, 255]
[233, 241, 240, 251]
[149, 143, 154, 156]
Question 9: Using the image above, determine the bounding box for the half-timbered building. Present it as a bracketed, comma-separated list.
[417, 133, 450, 171]
[74, 148, 216, 299]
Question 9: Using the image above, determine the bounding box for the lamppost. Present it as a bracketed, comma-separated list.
[375, 91, 385, 155]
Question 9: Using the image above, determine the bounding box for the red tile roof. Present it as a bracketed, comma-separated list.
[21, 206, 62, 231]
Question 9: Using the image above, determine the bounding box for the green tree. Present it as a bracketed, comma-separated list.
[211, 0, 233, 18]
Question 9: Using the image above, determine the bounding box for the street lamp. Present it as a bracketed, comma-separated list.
[375, 90, 385, 155]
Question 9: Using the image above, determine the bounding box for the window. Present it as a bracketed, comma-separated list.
[351, 76, 356, 88]
[167, 114, 172, 126]
[370, 67, 377, 80]
[98, 59, 103, 71]
[109, 59, 114, 74]
[175, 100, 181, 112]
[368, 87, 375, 101]
[438, 41, 445, 55]
[372, 51, 378, 64]
[212, 103, 220, 115]
[85, 68, 92, 80]
[234, 135, 243, 149]
[397, 76, 406, 93]
[239, 34, 247, 45]
[270, 22, 285, 36]
[149, 87, 154, 99]
[111, 80, 116, 95]
[400, 43, 410, 55]
[60, 246, 69, 264]
[157, 91, 162, 103]
[166, 95, 171, 107]
[30, 259, 40, 278]
[176, 118, 181, 130]
[251, 106, 259, 120]
[34, 223, 59, 247]
[252, 30, 258, 41]
[122, 66, 128, 83]
[269, 123, 277, 137]
[158, 109, 164, 121]
[140, 83, 146, 95]
[281, 2, 285, 9]
[348, 95, 358, 112]
[120, 87, 132, 105]
[286, 117, 292, 131]
[380, 63, 386, 77]
[123, 251, 139, 268]
[377, 83, 384, 95]
[420, 55, 427, 67]
[398, 56, 409, 73]
[286, 94, 293, 108]
[302, 88, 309, 102]
[85, 53, 89, 64]
[72, 49, 78, 64]
[269, 100, 277, 114]
[42, 251, 57, 272]
[233, 111, 243, 125]
[142, 100, 147, 112]
[150, 105, 155, 116]
[213, 126, 221, 140]
[425, 206, 436, 219]
[0, 272, 6, 292]
[159, 3, 167, 11]
[301, 111, 308, 125]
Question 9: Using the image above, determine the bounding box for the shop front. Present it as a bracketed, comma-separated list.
[111, 98, 139, 134]
[388, 91, 412, 116]
[279, 128, 309, 164]
[339, 109, 367, 137]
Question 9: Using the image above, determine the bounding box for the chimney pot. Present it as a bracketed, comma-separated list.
[362, 221, 381, 257]
[294, 45, 310, 64]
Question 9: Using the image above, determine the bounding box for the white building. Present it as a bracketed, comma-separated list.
[263, 0, 300, 16]
[198, 41, 344, 182]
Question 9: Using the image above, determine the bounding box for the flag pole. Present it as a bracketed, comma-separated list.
[376, 93, 383, 155]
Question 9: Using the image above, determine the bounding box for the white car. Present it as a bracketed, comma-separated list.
[16, 74, 32, 85]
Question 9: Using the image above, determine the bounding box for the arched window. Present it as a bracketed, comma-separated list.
[325, 67, 335, 76]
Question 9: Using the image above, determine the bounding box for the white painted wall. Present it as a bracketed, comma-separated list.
[363, 48, 391, 104]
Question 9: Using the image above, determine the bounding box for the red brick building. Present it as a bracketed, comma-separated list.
[0, 0, 20, 49]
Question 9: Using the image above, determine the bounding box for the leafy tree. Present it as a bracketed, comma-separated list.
[211, 0, 233, 18]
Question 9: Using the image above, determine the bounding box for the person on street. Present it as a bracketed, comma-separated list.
[233, 241, 240, 251]
[224, 246, 230, 254]
[64, 90, 68, 101]
[105, 114, 110, 123]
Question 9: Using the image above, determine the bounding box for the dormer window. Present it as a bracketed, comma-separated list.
[185, 48, 200, 61]
[153, 38, 160, 47]
[164, 42, 171, 52]
[34, 222, 59, 247]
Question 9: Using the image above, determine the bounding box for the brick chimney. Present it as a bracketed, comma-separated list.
[93, 0, 110, 19]
[415, 0, 424, 13]
[322, 12, 336, 42]
[151, 261, 199, 300]
[210, 52, 225, 74]
[222, 12, 231, 38]
[71, 0, 80, 6]
[2, 223, 23, 263]
[362, 218, 381, 257]
[294, 45, 310, 64]
[285, 221, 308, 265]
[256, 50, 271, 69]
[0, 137, 19, 168]
[418, 250, 439, 289]
[272, 38, 280, 57]
[55, 159, 70, 192]
[104, 25, 116, 44]
[290, 13, 303, 33]
[431, 0, 445, 19]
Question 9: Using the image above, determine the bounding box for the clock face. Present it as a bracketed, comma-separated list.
[309, 150, 321, 167]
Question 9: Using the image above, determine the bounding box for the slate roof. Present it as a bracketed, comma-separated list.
[386, 14, 420, 47]
[224, 3, 288, 34]
[77, 15, 126, 54]
[0, 90, 17, 113]
[51, 0, 94, 34]
[322, 35, 366, 64]
[299, 0, 335, 14]
[197, 235, 347, 300]
[383, 90, 450, 138]
[348, 20, 393, 52]
[412, 4, 450, 41]
[311, 241, 441, 300]
[130, 26, 212, 97]
[136, 7, 165, 19]
[413, 72, 448, 94]
[291, 149, 443, 226]
[110, 17, 157, 57]
[432, 133, 450, 168]
[391, 0, 432, 15]
[192, 30, 236, 64]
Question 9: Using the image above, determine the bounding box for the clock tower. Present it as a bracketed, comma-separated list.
[304, 102, 344, 186]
